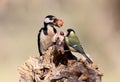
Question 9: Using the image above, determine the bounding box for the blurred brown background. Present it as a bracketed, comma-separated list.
[0, 0, 120, 82]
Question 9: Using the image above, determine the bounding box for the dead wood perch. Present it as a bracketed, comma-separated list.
[18, 48, 103, 82]
[18, 33, 103, 82]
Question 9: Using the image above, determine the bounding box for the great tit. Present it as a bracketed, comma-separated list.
[65, 28, 93, 64]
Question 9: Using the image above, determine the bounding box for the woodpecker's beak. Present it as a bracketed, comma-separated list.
[55, 19, 64, 27]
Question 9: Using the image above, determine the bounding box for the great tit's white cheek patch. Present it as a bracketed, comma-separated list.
[44, 18, 53, 23]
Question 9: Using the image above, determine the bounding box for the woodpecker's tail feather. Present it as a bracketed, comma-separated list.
[38, 30, 43, 56]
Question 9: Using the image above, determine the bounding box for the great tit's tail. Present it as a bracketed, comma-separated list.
[82, 53, 93, 64]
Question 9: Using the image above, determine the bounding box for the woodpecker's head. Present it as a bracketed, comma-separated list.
[66, 28, 75, 37]
[44, 15, 63, 27]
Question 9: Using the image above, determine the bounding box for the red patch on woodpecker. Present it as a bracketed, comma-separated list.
[60, 31, 64, 36]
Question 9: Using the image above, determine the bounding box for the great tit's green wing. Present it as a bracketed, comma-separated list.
[67, 35, 93, 63]
[68, 38, 85, 54]
[68, 34, 80, 45]
[65, 36, 77, 51]
[68, 40, 93, 63]
[67, 34, 85, 53]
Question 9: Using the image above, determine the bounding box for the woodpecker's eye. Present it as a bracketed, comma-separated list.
[49, 17, 53, 20]
[53, 18, 58, 23]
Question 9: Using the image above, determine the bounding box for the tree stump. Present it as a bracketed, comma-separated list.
[18, 47, 103, 82]
[18, 33, 103, 82]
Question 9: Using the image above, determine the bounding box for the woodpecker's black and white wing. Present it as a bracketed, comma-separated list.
[38, 28, 43, 56]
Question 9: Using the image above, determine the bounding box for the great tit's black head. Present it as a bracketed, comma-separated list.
[66, 28, 75, 36]
[44, 15, 63, 27]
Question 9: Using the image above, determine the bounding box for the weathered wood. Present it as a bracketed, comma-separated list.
[18, 47, 103, 82]
[18, 33, 103, 82]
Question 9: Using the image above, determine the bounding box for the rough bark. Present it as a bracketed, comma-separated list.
[18, 33, 103, 82]
[18, 47, 103, 82]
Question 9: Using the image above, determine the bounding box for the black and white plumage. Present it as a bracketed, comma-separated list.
[38, 15, 63, 56]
